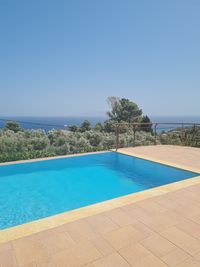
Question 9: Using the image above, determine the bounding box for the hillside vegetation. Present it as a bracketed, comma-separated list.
[0, 97, 199, 163]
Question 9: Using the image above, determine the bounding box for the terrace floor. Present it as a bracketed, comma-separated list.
[1, 145, 200, 267]
[120, 145, 200, 170]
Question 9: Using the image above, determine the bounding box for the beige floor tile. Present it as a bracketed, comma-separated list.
[34, 260, 57, 267]
[120, 243, 188, 266]
[0, 250, 18, 267]
[176, 218, 200, 238]
[191, 215, 200, 225]
[123, 205, 153, 224]
[161, 248, 190, 266]
[169, 188, 200, 202]
[182, 189, 200, 203]
[175, 204, 200, 219]
[187, 184, 200, 195]
[91, 237, 115, 256]
[85, 214, 119, 235]
[194, 251, 200, 261]
[84, 264, 95, 267]
[163, 210, 185, 223]
[0, 242, 13, 253]
[175, 257, 200, 267]
[160, 226, 200, 255]
[103, 225, 146, 250]
[30, 227, 59, 241]
[103, 207, 137, 226]
[133, 255, 169, 267]
[131, 221, 155, 237]
[120, 202, 139, 212]
[35, 231, 76, 255]
[136, 199, 167, 214]
[121, 250, 168, 267]
[166, 192, 200, 218]
[12, 236, 49, 266]
[21, 260, 55, 267]
[143, 210, 184, 233]
[20, 264, 36, 267]
[141, 233, 176, 257]
[119, 243, 153, 264]
[153, 195, 182, 210]
[92, 252, 131, 267]
[61, 219, 98, 243]
[173, 195, 200, 208]
[51, 241, 101, 267]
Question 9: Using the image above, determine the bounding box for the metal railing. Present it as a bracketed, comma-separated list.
[114, 122, 200, 150]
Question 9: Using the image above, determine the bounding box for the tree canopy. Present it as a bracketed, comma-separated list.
[140, 115, 152, 132]
[80, 120, 91, 132]
[5, 121, 22, 133]
[106, 96, 142, 123]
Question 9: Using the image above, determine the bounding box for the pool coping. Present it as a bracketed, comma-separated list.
[0, 150, 109, 167]
[0, 149, 200, 244]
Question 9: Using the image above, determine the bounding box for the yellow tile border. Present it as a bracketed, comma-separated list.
[0, 149, 200, 244]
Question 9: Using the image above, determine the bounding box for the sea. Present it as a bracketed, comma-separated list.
[0, 116, 200, 132]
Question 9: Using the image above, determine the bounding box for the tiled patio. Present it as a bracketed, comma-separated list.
[119, 145, 200, 170]
[1, 145, 200, 267]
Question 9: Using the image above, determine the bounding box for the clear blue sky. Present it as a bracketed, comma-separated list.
[0, 0, 200, 117]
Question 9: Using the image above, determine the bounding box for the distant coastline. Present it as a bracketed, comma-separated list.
[0, 116, 106, 131]
[0, 116, 200, 132]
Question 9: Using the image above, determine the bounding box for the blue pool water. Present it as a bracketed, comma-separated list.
[0, 152, 198, 229]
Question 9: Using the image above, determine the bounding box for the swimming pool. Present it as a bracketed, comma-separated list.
[0, 152, 198, 229]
